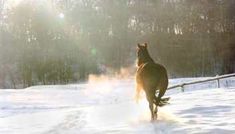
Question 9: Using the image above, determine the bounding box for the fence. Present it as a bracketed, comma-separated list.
[168, 73, 235, 92]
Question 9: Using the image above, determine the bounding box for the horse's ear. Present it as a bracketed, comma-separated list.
[144, 43, 148, 48]
[137, 43, 141, 48]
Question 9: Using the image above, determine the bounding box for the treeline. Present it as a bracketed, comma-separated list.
[0, 0, 235, 88]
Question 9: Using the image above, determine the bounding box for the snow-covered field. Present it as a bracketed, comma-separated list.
[1, 77, 235, 134]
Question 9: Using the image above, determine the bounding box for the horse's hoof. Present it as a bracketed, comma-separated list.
[150, 117, 158, 122]
[154, 114, 158, 120]
[150, 118, 155, 122]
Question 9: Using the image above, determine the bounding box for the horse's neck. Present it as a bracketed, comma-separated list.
[138, 56, 154, 67]
[144, 50, 154, 62]
[145, 56, 154, 63]
[143, 52, 154, 63]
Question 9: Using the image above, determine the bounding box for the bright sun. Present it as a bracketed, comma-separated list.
[59, 13, 65, 19]
[7, 0, 23, 7]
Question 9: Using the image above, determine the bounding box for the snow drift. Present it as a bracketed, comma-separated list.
[0, 77, 235, 134]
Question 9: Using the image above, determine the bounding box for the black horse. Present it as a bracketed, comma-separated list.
[135, 43, 169, 120]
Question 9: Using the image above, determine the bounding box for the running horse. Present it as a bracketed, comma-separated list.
[135, 43, 169, 120]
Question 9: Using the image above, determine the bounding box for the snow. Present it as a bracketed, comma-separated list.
[0, 78, 235, 134]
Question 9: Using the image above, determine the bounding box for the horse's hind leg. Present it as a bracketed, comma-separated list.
[150, 98, 159, 120]
[152, 91, 159, 120]
[148, 99, 154, 121]
[146, 91, 155, 121]
[154, 105, 158, 119]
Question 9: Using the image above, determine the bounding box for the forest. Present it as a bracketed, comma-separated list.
[0, 0, 235, 88]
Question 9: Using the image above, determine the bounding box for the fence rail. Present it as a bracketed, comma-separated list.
[168, 73, 235, 91]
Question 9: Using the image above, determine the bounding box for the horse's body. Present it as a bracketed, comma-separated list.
[136, 43, 168, 120]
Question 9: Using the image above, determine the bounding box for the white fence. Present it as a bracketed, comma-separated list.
[168, 73, 235, 91]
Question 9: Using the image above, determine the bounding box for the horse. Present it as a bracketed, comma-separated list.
[135, 43, 169, 120]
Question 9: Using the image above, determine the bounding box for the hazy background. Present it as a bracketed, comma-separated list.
[0, 0, 235, 88]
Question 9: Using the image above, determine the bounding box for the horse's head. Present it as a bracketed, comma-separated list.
[136, 43, 151, 66]
[137, 43, 148, 58]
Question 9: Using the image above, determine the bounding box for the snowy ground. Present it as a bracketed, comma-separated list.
[0, 77, 235, 134]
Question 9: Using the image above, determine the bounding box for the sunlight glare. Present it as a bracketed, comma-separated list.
[59, 13, 65, 19]
[6, 0, 23, 8]
[86, 74, 113, 95]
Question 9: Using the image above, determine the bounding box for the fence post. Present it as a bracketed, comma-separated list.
[216, 75, 220, 88]
[217, 79, 220, 88]
[181, 84, 185, 92]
